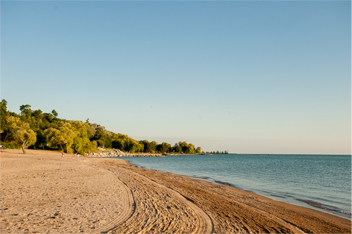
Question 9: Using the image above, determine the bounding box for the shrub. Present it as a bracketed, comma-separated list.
[0, 141, 20, 149]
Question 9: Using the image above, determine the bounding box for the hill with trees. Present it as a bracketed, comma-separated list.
[0, 99, 202, 155]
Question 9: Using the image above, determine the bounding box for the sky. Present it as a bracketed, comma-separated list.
[1, 1, 351, 154]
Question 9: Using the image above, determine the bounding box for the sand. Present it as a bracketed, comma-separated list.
[0, 149, 351, 233]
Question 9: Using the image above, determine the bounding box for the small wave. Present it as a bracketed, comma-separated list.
[297, 199, 352, 216]
[214, 180, 236, 188]
[191, 175, 210, 180]
[270, 194, 286, 199]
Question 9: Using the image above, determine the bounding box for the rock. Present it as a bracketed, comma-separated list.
[88, 148, 164, 158]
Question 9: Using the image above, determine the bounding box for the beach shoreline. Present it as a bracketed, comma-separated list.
[121, 154, 351, 220]
[1, 149, 351, 233]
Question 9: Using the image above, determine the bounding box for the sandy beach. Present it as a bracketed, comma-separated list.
[1, 149, 351, 233]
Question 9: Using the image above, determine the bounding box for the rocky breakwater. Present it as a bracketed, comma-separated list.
[87, 148, 165, 158]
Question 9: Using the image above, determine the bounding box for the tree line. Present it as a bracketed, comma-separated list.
[0, 100, 202, 155]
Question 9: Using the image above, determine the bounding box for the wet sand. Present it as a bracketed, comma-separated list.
[1, 149, 351, 233]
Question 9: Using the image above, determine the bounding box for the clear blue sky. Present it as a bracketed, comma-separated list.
[1, 1, 351, 154]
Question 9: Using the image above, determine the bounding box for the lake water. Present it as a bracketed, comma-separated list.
[115, 154, 351, 219]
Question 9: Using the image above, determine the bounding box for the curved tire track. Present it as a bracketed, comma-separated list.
[95, 160, 350, 234]
[100, 161, 212, 234]
[126, 165, 309, 234]
[94, 163, 135, 233]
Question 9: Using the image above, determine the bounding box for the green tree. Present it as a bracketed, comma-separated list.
[93, 129, 105, 147]
[91, 129, 112, 148]
[124, 138, 143, 153]
[51, 109, 58, 118]
[172, 141, 198, 154]
[157, 142, 171, 153]
[188, 143, 196, 154]
[32, 109, 43, 119]
[2, 100, 205, 155]
[111, 133, 128, 151]
[34, 130, 47, 150]
[15, 128, 37, 154]
[19, 104, 32, 120]
[140, 140, 153, 153]
[180, 141, 194, 154]
[196, 147, 202, 154]
[149, 141, 158, 153]
[105, 136, 112, 148]
[42, 113, 54, 123]
[112, 139, 124, 150]
[6, 116, 36, 154]
[70, 121, 97, 154]
[173, 142, 183, 153]
[44, 122, 75, 153]
[0, 99, 8, 133]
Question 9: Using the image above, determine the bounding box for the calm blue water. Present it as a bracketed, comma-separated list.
[115, 154, 351, 219]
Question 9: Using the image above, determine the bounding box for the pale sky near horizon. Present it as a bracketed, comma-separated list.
[1, 1, 351, 154]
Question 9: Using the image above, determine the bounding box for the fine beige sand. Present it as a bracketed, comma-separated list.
[1, 149, 351, 233]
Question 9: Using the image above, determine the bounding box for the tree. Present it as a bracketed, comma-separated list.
[124, 138, 143, 153]
[42, 113, 54, 123]
[15, 128, 37, 154]
[19, 104, 32, 120]
[105, 136, 112, 148]
[91, 129, 112, 148]
[51, 109, 58, 118]
[188, 143, 196, 154]
[70, 121, 97, 154]
[112, 139, 124, 150]
[171, 141, 199, 154]
[173, 142, 183, 153]
[44, 122, 75, 153]
[2, 100, 205, 155]
[0, 99, 8, 133]
[157, 142, 171, 153]
[111, 133, 129, 151]
[34, 130, 47, 150]
[149, 141, 158, 153]
[196, 147, 202, 154]
[32, 109, 43, 119]
[140, 140, 153, 153]
[179, 141, 195, 154]
[93, 129, 105, 146]
[5, 116, 36, 154]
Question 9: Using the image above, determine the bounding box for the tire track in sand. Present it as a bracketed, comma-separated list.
[101, 161, 213, 234]
[125, 165, 309, 234]
[93, 163, 135, 233]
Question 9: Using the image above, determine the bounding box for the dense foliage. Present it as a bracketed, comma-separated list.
[0, 100, 203, 155]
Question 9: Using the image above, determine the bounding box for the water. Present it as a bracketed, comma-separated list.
[115, 154, 351, 219]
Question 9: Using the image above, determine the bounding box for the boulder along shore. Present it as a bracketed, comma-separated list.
[1, 149, 351, 233]
[86, 147, 165, 157]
